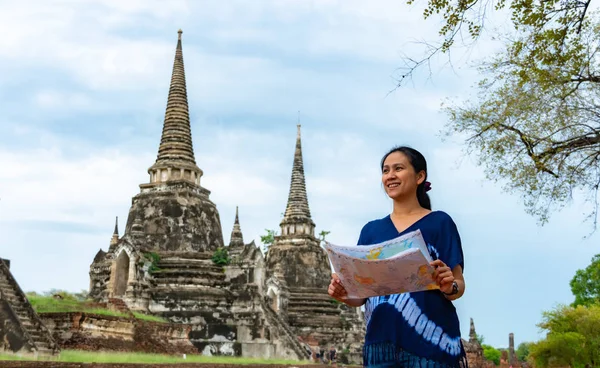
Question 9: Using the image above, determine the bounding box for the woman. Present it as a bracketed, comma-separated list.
[328, 146, 467, 368]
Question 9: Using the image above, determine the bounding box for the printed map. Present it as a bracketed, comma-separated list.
[324, 229, 439, 298]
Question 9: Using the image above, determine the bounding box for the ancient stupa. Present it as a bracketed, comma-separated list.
[265, 125, 365, 355]
[462, 318, 484, 368]
[88, 29, 363, 361]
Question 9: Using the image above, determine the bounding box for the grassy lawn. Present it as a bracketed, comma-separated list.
[27, 293, 168, 323]
[0, 349, 309, 365]
[131, 311, 168, 322]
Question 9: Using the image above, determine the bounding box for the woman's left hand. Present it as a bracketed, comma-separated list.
[430, 259, 454, 294]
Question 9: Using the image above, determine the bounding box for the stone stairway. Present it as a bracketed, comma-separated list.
[0, 259, 59, 356]
[287, 288, 344, 327]
[147, 252, 271, 356]
[257, 291, 308, 360]
[152, 252, 228, 288]
[150, 252, 235, 322]
[149, 252, 241, 346]
[286, 287, 364, 346]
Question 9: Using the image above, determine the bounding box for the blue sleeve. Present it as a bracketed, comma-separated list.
[356, 222, 371, 245]
[436, 213, 465, 273]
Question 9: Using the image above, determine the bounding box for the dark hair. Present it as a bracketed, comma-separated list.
[380, 146, 431, 210]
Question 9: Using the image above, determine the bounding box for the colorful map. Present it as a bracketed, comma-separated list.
[323, 229, 439, 299]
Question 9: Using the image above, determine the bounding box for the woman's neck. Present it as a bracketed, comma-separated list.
[391, 196, 424, 217]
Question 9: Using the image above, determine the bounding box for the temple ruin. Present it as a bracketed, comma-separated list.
[462, 318, 484, 368]
[264, 125, 365, 355]
[88, 29, 364, 361]
[0, 258, 59, 356]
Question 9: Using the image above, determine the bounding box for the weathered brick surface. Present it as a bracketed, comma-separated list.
[40, 312, 196, 356]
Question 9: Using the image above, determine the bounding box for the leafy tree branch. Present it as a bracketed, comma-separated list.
[442, 14, 600, 229]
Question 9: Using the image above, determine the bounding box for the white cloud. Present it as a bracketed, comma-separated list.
[34, 90, 94, 110]
[0, 1, 180, 90]
[0, 0, 490, 94]
[0, 147, 149, 224]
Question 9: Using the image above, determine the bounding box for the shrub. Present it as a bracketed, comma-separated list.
[211, 247, 230, 266]
[143, 252, 161, 273]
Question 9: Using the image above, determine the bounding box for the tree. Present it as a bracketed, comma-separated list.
[516, 342, 531, 362]
[528, 304, 600, 368]
[482, 344, 501, 365]
[570, 254, 600, 307]
[476, 333, 485, 345]
[395, 0, 600, 230]
[399, 0, 594, 86]
[318, 230, 331, 242]
[442, 13, 600, 229]
[260, 229, 277, 254]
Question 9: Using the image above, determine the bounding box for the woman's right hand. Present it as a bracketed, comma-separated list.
[328, 273, 347, 301]
[328, 273, 367, 307]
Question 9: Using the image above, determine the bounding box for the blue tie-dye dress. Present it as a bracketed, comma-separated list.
[358, 211, 468, 368]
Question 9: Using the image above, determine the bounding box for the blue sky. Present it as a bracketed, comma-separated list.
[0, 0, 598, 349]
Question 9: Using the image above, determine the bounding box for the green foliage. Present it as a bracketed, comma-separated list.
[528, 303, 600, 368]
[516, 342, 531, 362]
[39, 289, 89, 301]
[443, 13, 600, 229]
[570, 254, 600, 307]
[318, 230, 331, 241]
[260, 229, 277, 253]
[406, 0, 482, 54]
[27, 292, 166, 322]
[401, 0, 594, 81]
[131, 312, 167, 323]
[211, 247, 231, 266]
[143, 252, 161, 273]
[27, 293, 128, 318]
[476, 333, 484, 344]
[482, 345, 501, 366]
[401, 0, 600, 229]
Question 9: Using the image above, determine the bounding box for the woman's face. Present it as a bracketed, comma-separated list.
[381, 151, 424, 200]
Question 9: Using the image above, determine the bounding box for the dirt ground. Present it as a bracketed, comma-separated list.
[0, 363, 346, 368]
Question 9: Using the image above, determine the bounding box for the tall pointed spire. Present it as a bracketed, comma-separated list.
[280, 124, 315, 237]
[156, 29, 195, 164]
[145, 29, 203, 189]
[229, 206, 244, 247]
[113, 216, 119, 236]
[469, 318, 478, 343]
[109, 216, 119, 250]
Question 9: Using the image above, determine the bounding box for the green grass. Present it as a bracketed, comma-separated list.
[28, 295, 127, 317]
[0, 349, 309, 365]
[131, 311, 168, 322]
[27, 295, 167, 322]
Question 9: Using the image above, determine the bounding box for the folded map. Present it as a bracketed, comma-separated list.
[323, 229, 439, 299]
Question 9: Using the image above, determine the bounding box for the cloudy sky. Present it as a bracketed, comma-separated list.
[1, 0, 598, 349]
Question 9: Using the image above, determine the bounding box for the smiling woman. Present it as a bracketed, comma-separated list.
[381, 147, 432, 213]
[328, 146, 468, 368]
